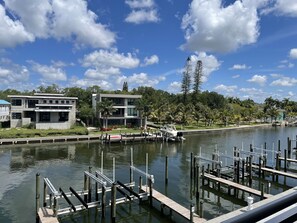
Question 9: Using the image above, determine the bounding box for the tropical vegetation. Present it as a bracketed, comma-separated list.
[1, 83, 297, 130]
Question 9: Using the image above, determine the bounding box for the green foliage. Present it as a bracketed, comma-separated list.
[0, 126, 88, 139]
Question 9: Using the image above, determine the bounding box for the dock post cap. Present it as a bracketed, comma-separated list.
[247, 196, 254, 211]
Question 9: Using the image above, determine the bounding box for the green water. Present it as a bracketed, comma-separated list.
[0, 126, 297, 223]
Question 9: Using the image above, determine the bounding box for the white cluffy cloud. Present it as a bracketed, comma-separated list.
[141, 55, 159, 66]
[289, 48, 297, 59]
[181, 0, 261, 53]
[0, 0, 116, 48]
[261, 0, 297, 17]
[271, 76, 297, 87]
[82, 48, 140, 69]
[214, 84, 238, 93]
[125, 0, 160, 24]
[0, 5, 34, 47]
[0, 59, 30, 85]
[29, 61, 67, 81]
[248, 74, 267, 86]
[229, 64, 250, 70]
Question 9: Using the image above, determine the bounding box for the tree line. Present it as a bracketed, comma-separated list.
[1, 83, 297, 128]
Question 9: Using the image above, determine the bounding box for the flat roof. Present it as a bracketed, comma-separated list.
[99, 93, 142, 99]
[8, 95, 78, 100]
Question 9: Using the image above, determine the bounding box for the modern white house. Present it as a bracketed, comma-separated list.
[0, 100, 10, 126]
[92, 93, 142, 128]
[8, 93, 78, 129]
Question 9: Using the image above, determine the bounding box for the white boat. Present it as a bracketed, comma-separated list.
[160, 124, 185, 141]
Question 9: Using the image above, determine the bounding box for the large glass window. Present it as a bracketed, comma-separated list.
[127, 98, 136, 105]
[28, 100, 39, 108]
[39, 112, 50, 122]
[127, 108, 137, 116]
[59, 112, 69, 122]
[11, 99, 22, 106]
[12, 112, 22, 119]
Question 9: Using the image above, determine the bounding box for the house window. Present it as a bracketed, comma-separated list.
[49, 100, 53, 104]
[11, 99, 22, 106]
[43, 100, 47, 103]
[28, 100, 39, 108]
[66, 101, 69, 104]
[12, 112, 22, 119]
[55, 100, 59, 104]
[39, 112, 50, 122]
[61, 100, 65, 104]
[59, 112, 69, 122]
[127, 99, 136, 105]
[127, 108, 137, 116]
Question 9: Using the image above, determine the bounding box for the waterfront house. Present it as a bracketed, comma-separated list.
[8, 93, 77, 129]
[0, 100, 10, 127]
[92, 93, 142, 128]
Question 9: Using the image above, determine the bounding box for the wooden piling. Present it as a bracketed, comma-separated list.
[43, 180, 47, 207]
[196, 165, 200, 199]
[36, 173, 40, 223]
[261, 182, 264, 200]
[190, 204, 194, 223]
[258, 157, 262, 178]
[84, 174, 88, 202]
[202, 165, 205, 186]
[190, 152, 193, 181]
[149, 178, 153, 207]
[88, 166, 92, 202]
[284, 149, 287, 172]
[249, 156, 252, 186]
[242, 159, 245, 183]
[288, 137, 291, 158]
[111, 183, 116, 223]
[95, 172, 99, 201]
[165, 156, 168, 185]
[139, 176, 142, 194]
[102, 184, 106, 218]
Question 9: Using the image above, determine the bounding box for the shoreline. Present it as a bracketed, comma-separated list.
[0, 123, 274, 146]
[179, 123, 272, 135]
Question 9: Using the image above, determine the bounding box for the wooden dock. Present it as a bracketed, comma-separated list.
[203, 173, 272, 199]
[279, 157, 297, 164]
[38, 207, 59, 223]
[252, 165, 297, 179]
[151, 189, 206, 223]
[0, 135, 101, 146]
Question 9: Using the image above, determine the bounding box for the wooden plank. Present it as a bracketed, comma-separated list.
[204, 173, 272, 199]
[151, 189, 206, 223]
[279, 157, 297, 164]
[252, 165, 297, 179]
[38, 207, 59, 223]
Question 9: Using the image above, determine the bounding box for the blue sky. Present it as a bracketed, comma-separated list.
[0, 0, 297, 103]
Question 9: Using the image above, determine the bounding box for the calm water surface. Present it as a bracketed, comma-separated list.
[1, 126, 297, 223]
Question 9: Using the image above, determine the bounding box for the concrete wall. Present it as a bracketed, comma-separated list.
[36, 122, 70, 129]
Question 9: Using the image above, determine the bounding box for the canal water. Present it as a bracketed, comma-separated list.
[1, 126, 297, 223]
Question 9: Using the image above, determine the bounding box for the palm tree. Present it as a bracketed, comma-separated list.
[96, 99, 117, 128]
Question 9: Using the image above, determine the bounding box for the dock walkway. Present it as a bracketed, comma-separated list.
[203, 173, 272, 199]
[151, 189, 206, 223]
[38, 207, 59, 223]
[252, 165, 297, 179]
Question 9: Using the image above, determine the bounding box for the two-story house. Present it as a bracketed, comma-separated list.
[92, 93, 142, 128]
[0, 100, 10, 127]
[8, 93, 77, 129]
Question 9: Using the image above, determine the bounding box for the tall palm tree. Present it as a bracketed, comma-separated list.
[96, 99, 117, 128]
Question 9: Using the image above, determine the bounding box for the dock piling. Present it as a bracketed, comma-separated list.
[165, 156, 168, 185]
[36, 173, 40, 223]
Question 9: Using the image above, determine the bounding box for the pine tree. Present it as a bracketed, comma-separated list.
[122, 81, 128, 92]
[181, 57, 192, 104]
[193, 60, 202, 94]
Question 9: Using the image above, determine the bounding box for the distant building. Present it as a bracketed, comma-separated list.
[8, 93, 77, 129]
[0, 100, 10, 126]
[92, 93, 142, 127]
